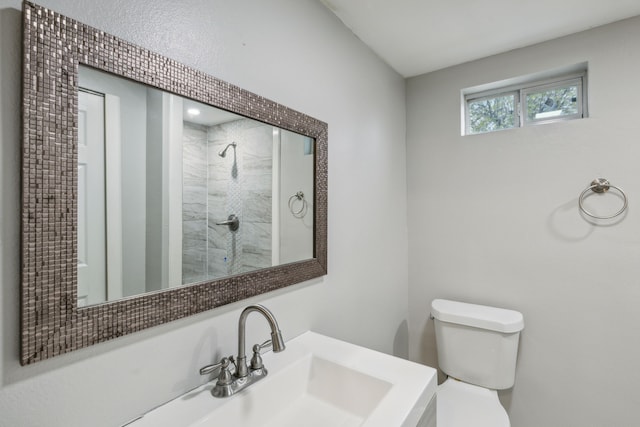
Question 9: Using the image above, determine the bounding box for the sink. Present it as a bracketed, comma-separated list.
[194, 355, 391, 427]
[127, 331, 437, 427]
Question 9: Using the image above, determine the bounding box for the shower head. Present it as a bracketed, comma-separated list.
[218, 142, 237, 158]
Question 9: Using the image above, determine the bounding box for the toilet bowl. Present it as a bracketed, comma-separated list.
[431, 299, 524, 427]
[437, 378, 509, 427]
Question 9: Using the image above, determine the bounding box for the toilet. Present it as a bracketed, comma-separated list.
[431, 299, 524, 427]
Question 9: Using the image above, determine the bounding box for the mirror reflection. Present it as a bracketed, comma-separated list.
[77, 66, 315, 306]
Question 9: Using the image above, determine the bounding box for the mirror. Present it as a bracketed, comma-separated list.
[77, 66, 315, 306]
[21, 2, 327, 364]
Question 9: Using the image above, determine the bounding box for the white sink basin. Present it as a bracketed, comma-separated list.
[128, 331, 437, 427]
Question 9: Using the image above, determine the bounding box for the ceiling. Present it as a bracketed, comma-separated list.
[320, 0, 640, 77]
[183, 98, 242, 127]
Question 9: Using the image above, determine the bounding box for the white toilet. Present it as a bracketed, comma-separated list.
[431, 299, 524, 427]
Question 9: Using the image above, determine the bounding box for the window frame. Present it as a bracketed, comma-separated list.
[464, 71, 587, 135]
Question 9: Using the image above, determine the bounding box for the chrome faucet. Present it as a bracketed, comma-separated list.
[199, 304, 285, 398]
[235, 304, 286, 378]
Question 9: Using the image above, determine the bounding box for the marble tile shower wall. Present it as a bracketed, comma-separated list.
[182, 119, 273, 285]
[182, 123, 209, 284]
[235, 122, 273, 273]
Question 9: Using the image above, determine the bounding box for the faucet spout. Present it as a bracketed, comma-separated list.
[236, 304, 285, 378]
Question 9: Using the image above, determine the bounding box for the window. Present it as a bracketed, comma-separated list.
[467, 92, 517, 134]
[464, 71, 587, 135]
[523, 78, 582, 123]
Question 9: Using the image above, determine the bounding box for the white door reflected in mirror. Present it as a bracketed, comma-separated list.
[77, 90, 106, 307]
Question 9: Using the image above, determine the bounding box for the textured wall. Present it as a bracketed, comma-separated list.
[0, 0, 407, 426]
[406, 16, 640, 427]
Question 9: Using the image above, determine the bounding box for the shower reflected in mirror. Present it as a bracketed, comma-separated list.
[218, 142, 237, 158]
[78, 65, 315, 307]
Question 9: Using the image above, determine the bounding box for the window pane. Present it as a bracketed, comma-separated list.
[468, 94, 516, 134]
[525, 84, 579, 121]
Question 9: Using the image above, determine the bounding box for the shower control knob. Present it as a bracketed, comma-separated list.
[215, 214, 240, 231]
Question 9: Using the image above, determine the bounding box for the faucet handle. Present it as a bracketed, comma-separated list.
[199, 357, 231, 376]
[256, 340, 272, 352]
[250, 340, 272, 370]
[200, 357, 234, 387]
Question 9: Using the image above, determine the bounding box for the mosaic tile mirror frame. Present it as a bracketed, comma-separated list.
[21, 2, 328, 364]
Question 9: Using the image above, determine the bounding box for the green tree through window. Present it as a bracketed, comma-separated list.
[525, 85, 578, 122]
[468, 94, 516, 134]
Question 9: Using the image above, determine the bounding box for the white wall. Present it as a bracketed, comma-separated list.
[0, 1, 407, 426]
[407, 16, 640, 427]
[279, 130, 314, 264]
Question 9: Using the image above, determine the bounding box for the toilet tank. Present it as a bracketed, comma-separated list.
[431, 299, 524, 390]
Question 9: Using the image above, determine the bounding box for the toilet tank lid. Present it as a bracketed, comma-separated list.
[431, 299, 524, 333]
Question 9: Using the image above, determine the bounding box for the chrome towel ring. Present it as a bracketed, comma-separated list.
[288, 191, 308, 219]
[578, 178, 628, 220]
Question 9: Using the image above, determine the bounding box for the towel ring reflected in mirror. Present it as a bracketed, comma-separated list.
[288, 191, 308, 218]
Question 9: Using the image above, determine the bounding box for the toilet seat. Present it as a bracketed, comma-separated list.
[437, 378, 510, 427]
